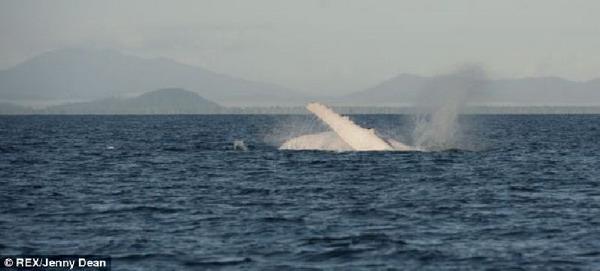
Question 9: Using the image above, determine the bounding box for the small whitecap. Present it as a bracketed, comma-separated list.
[233, 140, 248, 151]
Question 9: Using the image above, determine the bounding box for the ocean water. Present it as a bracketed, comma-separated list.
[1, 115, 599, 270]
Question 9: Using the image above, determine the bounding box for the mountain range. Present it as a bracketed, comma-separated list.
[341, 74, 600, 106]
[40, 88, 222, 114]
[1, 48, 600, 114]
[0, 48, 308, 107]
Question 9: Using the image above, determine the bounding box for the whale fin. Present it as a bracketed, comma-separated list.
[306, 102, 393, 151]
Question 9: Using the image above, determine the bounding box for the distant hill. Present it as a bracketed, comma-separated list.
[0, 48, 308, 106]
[0, 103, 33, 114]
[340, 74, 428, 106]
[42, 88, 222, 114]
[341, 74, 600, 106]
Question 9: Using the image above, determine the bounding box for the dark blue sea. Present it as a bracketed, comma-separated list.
[1, 115, 599, 270]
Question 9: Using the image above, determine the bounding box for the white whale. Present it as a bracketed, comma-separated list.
[280, 102, 417, 151]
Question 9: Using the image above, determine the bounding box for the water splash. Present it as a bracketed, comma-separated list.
[277, 66, 487, 152]
[412, 66, 487, 150]
[233, 140, 249, 151]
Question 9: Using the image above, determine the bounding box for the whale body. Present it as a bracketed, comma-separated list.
[280, 102, 417, 151]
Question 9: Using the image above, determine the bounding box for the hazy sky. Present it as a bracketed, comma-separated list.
[1, 0, 599, 95]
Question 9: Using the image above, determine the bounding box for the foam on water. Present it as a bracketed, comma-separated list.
[233, 140, 249, 151]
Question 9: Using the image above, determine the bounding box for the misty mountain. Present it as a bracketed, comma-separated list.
[342, 74, 600, 106]
[0, 48, 308, 106]
[340, 74, 428, 106]
[42, 88, 222, 114]
[0, 103, 33, 114]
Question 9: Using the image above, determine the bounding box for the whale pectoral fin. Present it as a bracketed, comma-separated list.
[281, 102, 418, 152]
[306, 102, 393, 151]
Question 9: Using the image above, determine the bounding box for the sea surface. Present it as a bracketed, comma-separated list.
[1, 115, 599, 270]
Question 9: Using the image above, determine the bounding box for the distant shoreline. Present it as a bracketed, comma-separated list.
[3, 106, 600, 115]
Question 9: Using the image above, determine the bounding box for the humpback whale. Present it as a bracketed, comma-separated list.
[280, 102, 417, 151]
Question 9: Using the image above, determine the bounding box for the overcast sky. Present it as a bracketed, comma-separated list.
[1, 0, 599, 95]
